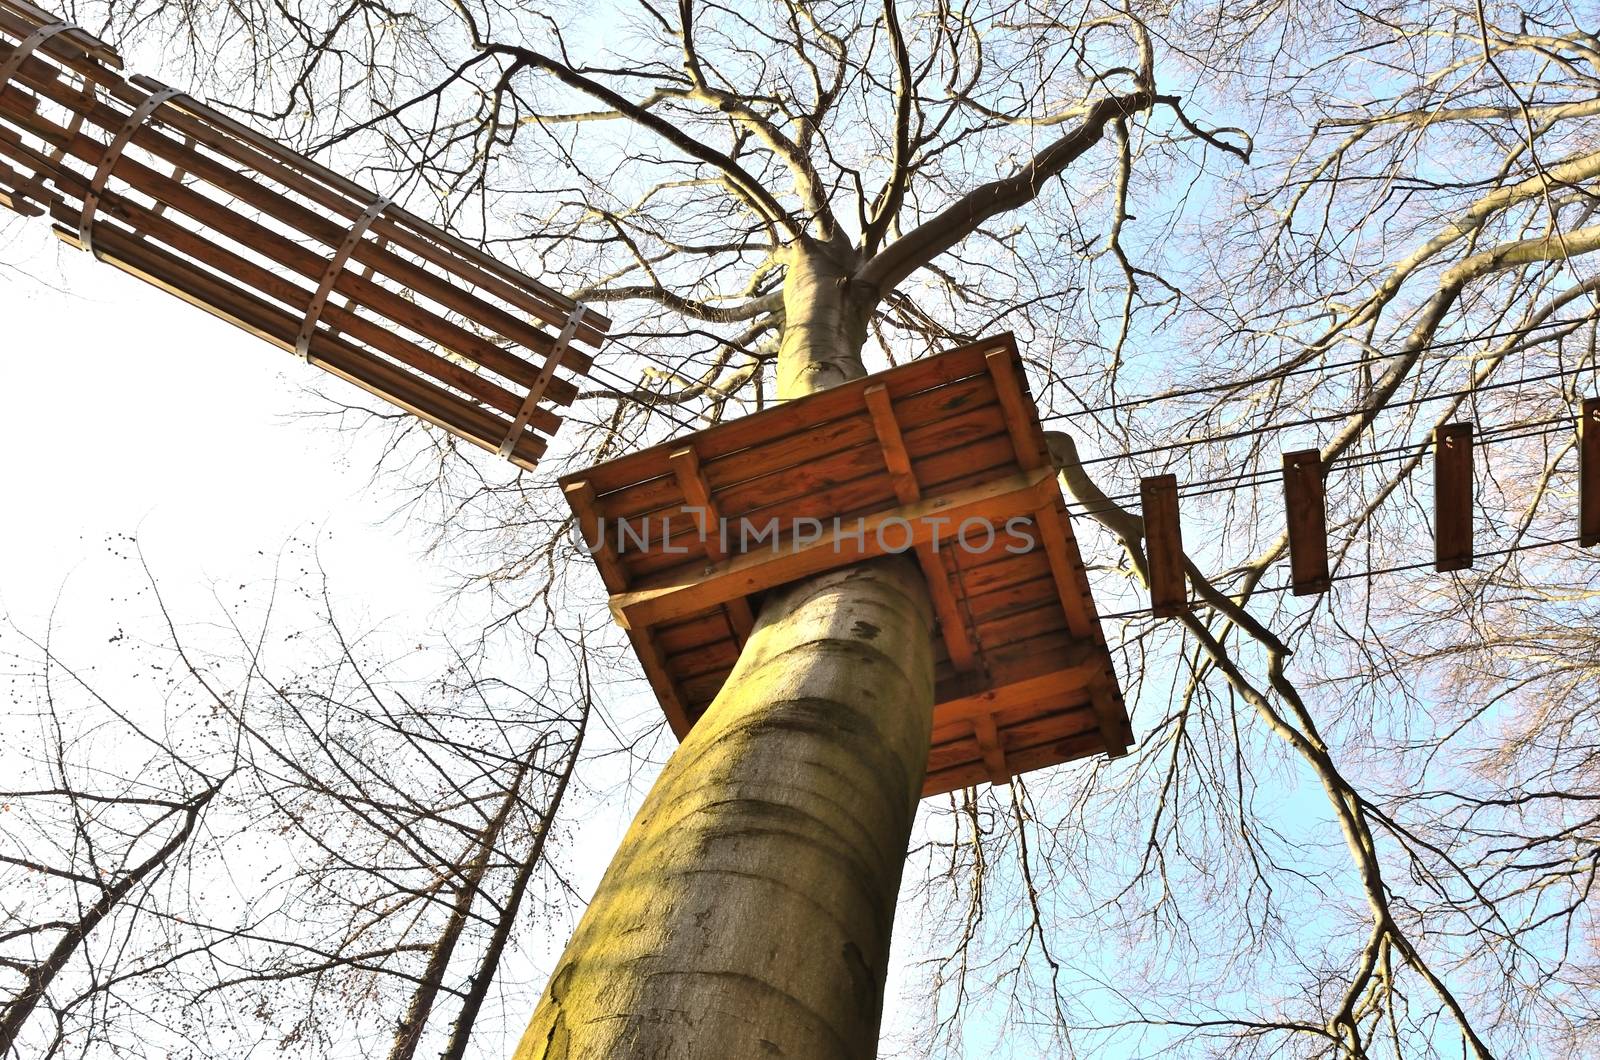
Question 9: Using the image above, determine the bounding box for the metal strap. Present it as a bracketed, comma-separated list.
[498, 303, 587, 460]
[79, 84, 182, 258]
[295, 194, 391, 362]
[324, 233, 387, 343]
[0, 20, 73, 90]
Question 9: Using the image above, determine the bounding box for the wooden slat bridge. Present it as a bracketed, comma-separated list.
[0, 0, 606, 468]
[1140, 398, 1600, 614]
[562, 334, 1133, 798]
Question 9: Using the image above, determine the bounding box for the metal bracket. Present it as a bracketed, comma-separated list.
[0, 20, 74, 90]
[79, 84, 182, 258]
[498, 302, 587, 460]
[295, 194, 391, 361]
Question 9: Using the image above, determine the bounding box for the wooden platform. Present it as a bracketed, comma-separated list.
[562, 334, 1131, 797]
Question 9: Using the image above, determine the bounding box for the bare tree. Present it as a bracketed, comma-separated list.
[0, 546, 586, 1059]
[13, 0, 1600, 1056]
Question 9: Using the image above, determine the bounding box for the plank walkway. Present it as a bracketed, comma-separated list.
[0, 0, 602, 468]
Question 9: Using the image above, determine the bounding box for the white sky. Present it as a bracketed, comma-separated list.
[0, 224, 445, 628]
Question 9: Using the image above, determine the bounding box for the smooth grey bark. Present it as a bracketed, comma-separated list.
[516, 271, 937, 1059]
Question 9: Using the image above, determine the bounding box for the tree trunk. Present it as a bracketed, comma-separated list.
[516, 259, 934, 1059]
[390, 743, 541, 1060]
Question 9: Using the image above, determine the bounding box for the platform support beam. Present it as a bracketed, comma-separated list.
[864, 384, 978, 670]
[970, 714, 1008, 784]
[669, 446, 756, 644]
[566, 480, 692, 737]
[608, 465, 1057, 631]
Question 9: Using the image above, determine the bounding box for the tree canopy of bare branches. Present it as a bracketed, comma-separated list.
[8, 0, 1600, 1056]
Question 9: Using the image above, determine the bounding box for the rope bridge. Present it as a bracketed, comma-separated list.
[0, 0, 605, 469]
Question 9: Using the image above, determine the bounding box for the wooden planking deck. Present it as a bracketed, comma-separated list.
[563, 334, 1131, 798]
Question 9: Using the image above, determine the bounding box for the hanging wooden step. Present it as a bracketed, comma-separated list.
[561, 334, 1132, 798]
[0, 0, 605, 468]
[1581, 398, 1598, 549]
[1140, 474, 1186, 617]
[1434, 423, 1475, 572]
[1282, 449, 1331, 595]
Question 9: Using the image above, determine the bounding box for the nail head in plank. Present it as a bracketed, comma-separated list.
[1140, 474, 1187, 617]
[1282, 449, 1331, 595]
[1434, 423, 1474, 572]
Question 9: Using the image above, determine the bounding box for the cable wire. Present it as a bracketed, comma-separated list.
[1041, 314, 1597, 421]
[1093, 535, 1593, 621]
[1062, 414, 1586, 513]
[1072, 362, 1594, 467]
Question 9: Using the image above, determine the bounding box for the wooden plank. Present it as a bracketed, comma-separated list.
[923, 728, 1105, 797]
[1088, 675, 1130, 757]
[625, 457, 1036, 585]
[0, 99, 570, 435]
[669, 446, 755, 642]
[52, 218, 547, 467]
[1582, 398, 1599, 548]
[679, 665, 735, 707]
[714, 404, 1001, 522]
[1434, 423, 1474, 572]
[977, 629, 1085, 690]
[971, 714, 1010, 785]
[969, 602, 1066, 654]
[956, 543, 1050, 595]
[865, 384, 977, 671]
[122, 76, 609, 348]
[996, 704, 1100, 756]
[652, 610, 734, 655]
[1282, 449, 1330, 595]
[628, 629, 692, 739]
[608, 465, 1057, 631]
[1, 73, 592, 388]
[41, 173, 561, 438]
[1141, 474, 1186, 617]
[567, 334, 1014, 494]
[931, 655, 1097, 730]
[1032, 500, 1095, 637]
[961, 567, 1057, 626]
[564, 481, 630, 592]
[664, 637, 740, 679]
[594, 375, 1002, 522]
[983, 346, 1050, 469]
[863, 385, 914, 479]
